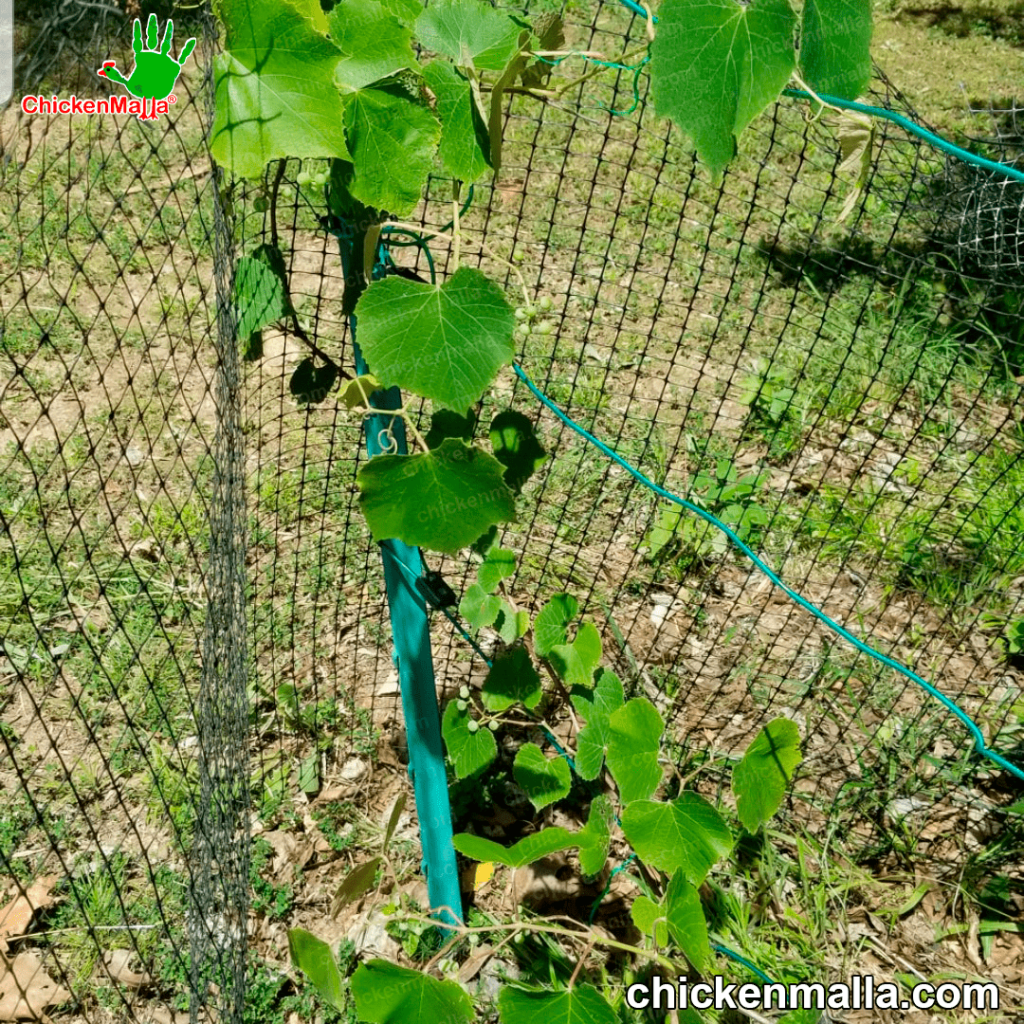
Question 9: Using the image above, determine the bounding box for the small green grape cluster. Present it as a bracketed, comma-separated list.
[456, 684, 500, 733]
[513, 294, 555, 342]
[297, 165, 330, 189]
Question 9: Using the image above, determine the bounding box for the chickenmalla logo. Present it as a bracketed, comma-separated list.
[21, 15, 195, 122]
[98, 15, 196, 120]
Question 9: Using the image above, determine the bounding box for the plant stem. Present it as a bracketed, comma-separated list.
[270, 158, 285, 249]
[355, 405, 431, 455]
[451, 186, 461, 272]
[567, 936, 595, 988]
[402, 909, 682, 974]
[383, 220, 532, 308]
[545, 44, 650, 98]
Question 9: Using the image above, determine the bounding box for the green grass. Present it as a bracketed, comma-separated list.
[794, 436, 1024, 619]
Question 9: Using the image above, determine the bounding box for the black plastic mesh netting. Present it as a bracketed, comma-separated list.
[1, 0, 1023, 1020]
[2, 2, 248, 1022]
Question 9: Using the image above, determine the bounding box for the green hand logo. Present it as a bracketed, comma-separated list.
[97, 15, 196, 121]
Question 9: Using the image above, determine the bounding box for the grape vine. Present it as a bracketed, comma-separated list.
[290, 550, 803, 1024]
[218, 0, 872, 555]
[211, 0, 871, 1016]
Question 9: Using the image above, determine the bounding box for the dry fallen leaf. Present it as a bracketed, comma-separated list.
[145, 1003, 191, 1024]
[0, 951, 71, 1020]
[260, 831, 298, 878]
[512, 855, 581, 911]
[0, 878, 59, 953]
[457, 944, 494, 985]
[102, 949, 152, 989]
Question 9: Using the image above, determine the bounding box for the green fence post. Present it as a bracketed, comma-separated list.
[334, 223, 463, 932]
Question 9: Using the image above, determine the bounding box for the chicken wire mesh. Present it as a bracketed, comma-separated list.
[0, 0, 1023, 1021]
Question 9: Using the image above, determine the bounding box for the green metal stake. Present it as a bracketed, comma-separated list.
[334, 223, 463, 933]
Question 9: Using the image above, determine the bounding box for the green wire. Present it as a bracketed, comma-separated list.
[782, 87, 1024, 185]
[512, 362, 1024, 783]
[533, 50, 651, 117]
[379, 226, 437, 280]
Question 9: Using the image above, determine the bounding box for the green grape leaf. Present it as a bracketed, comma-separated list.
[646, 504, 682, 560]
[570, 668, 625, 780]
[328, 158, 382, 229]
[288, 929, 346, 1010]
[442, 699, 497, 778]
[298, 753, 321, 794]
[478, 545, 516, 593]
[235, 243, 294, 340]
[353, 267, 515, 413]
[421, 61, 491, 183]
[497, 984, 617, 1024]
[243, 331, 263, 361]
[455, 798, 611, 873]
[578, 794, 614, 876]
[356, 439, 515, 554]
[331, 857, 381, 912]
[799, 0, 872, 101]
[664, 869, 711, 972]
[631, 896, 668, 946]
[494, 599, 520, 644]
[548, 620, 602, 688]
[292, 0, 329, 32]
[351, 959, 473, 1024]
[425, 409, 476, 450]
[460, 582, 502, 630]
[489, 411, 547, 493]
[344, 77, 440, 216]
[650, 0, 797, 181]
[514, 743, 571, 810]
[621, 793, 733, 885]
[327, 160, 381, 314]
[339, 374, 383, 410]
[376, 0, 421, 21]
[533, 594, 578, 657]
[290, 358, 339, 405]
[471, 525, 498, 557]
[605, 698, 664, 804]
[212, 0, 352, 179]
[732, 717, 802, 832]
[481, 645, 542, 712]
[454, 827, 578, 868]
[329, 0, 415, 91]
[415, 0, 525, 73]
[520, 12, 564, 90]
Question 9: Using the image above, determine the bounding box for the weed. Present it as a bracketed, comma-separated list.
[250, 838, 294, 920]
[382, 894, 446, 961]
[644, 458, 770, 573]
[312, 802, 358, 854]
[0, 796, 38, 882]
[740, 357, 804, 462]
